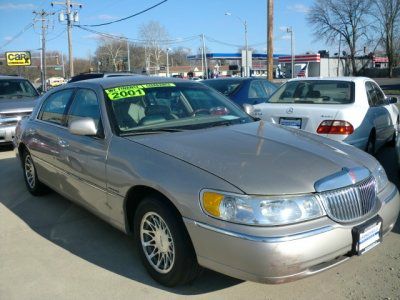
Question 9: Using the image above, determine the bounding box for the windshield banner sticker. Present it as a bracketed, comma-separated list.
[105, 83, 176, 100]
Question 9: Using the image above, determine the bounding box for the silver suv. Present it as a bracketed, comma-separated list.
[0, 75, 39, 144]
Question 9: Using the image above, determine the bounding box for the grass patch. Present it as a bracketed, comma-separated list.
[383, 89, 400, 95]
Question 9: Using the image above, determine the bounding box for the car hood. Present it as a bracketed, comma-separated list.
[127, 121, 377, 195]
[0, 97, 39, 113]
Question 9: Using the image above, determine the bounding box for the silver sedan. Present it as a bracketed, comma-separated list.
[13, 76, 400, 286]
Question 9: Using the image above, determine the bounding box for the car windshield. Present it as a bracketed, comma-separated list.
[105, 81, 253, 134]
[0, 79, 38, 99]
[266, 80, 354, 104]
[202, 79, 243, 96]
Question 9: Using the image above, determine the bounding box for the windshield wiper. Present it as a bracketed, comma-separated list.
[204, 117, 248, 128]
[120, 127, 186, 136]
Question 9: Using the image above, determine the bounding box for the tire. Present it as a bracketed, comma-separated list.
[22, 150, 48, 196]
[133, 195, 200, 287]
[388, 118, 399, 147]
[365, 132, 376, 155]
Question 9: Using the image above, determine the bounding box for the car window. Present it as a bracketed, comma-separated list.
[366, 82, 378, 107]
[202, 80, 242, 96]
[0, 79, 38, 98]
[267, 80, 354, 104]
[261, 80, 277, 96]
[371, 82, 386, 106]
[38, 89, 74, 125]
[67, 89, 101, 128]
[248, 81, 267, 99]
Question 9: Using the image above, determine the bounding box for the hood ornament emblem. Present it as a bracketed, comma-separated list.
[314, 167, 371, 192]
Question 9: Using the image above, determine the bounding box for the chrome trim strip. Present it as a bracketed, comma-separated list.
[190, 219, 333, 243]
[382, 184, 398, 204]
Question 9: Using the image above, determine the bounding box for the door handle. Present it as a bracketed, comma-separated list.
[27, 128, 37, 135]
[58, 138, 69, 148]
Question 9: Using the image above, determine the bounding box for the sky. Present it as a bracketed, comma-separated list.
[0, 0, 332, 59]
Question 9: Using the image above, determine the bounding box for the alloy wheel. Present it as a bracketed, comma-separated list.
[24, 154, 36, 189]
[140, 212, 175, 274]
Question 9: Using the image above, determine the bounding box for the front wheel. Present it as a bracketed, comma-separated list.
[133, 196, 200, 287]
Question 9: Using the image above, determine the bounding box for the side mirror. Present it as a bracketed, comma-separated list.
[69, 117, 98, 136]
[388, 96, 398, 104]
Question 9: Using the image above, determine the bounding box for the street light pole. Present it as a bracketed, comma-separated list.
[287, 27, 294, 78]
[244, 20, 248, 77]
[225, 12, 249, 77]
[267, 0, 274, 81]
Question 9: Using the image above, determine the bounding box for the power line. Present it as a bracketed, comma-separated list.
[75, 25, 199, 45]
[47, 29, 66, 42]
[0, 23, 34, 50]
[78, 0, 168, 27]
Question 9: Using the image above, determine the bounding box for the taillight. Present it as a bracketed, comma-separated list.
[317, 120, 354, 135]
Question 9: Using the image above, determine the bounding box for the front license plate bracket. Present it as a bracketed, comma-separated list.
[351, 215, 382, 256]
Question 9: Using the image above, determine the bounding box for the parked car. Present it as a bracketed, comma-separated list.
[68, 72, 142, 83]
[202, 77, 277, 106]
[14, 76, 399, 286]
[247, 77, 399, 154]
[0, 75, 40, 144]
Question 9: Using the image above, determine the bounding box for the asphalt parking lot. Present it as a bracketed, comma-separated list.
[0, 144, 399, 300]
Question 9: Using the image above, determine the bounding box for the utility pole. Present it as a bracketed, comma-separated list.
[166, 48, 171, 77]
[267, 0, 274, 81]
[33, 9, 53, 92]
[52, 1, 82, 78]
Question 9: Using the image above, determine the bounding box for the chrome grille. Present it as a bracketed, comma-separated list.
[319, 176, 377, 222]
[0, 111, 31, 126]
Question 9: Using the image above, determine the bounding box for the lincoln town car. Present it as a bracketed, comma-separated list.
[13, 77, 400, 286]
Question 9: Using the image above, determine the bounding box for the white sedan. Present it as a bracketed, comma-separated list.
[248, 77, 399, 154]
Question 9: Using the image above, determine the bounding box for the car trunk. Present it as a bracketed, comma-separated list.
[253, 103, 352, 137]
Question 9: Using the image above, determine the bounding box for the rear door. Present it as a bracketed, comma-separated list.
[366, 81, 393, 146]
[28, 88, 75, 190]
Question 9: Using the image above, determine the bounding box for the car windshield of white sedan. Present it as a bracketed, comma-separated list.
[105, 82, 252, 134]
[267, 80, 354, 104]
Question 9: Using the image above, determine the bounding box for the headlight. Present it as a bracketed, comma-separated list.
[200, 190, 325, 226]
[372, 164, 389, 192]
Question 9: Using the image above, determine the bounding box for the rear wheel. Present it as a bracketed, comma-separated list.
[22, 150, 48, 196]
[133, 195, 200, 287]
[388, 117, 399, 147]
[366, 131, 376, 155]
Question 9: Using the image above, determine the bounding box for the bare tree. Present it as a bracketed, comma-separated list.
[373, 0, 400, 77]
[96, 37, 125, 72]
[307, 0, 372, 75]
[139, 21, 169, 74]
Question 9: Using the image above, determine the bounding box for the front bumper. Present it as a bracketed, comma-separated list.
[184, 183, 400, 283]
[0, 125, 16, 144]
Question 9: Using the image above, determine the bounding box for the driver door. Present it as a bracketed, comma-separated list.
[56, 88, 110, 219]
